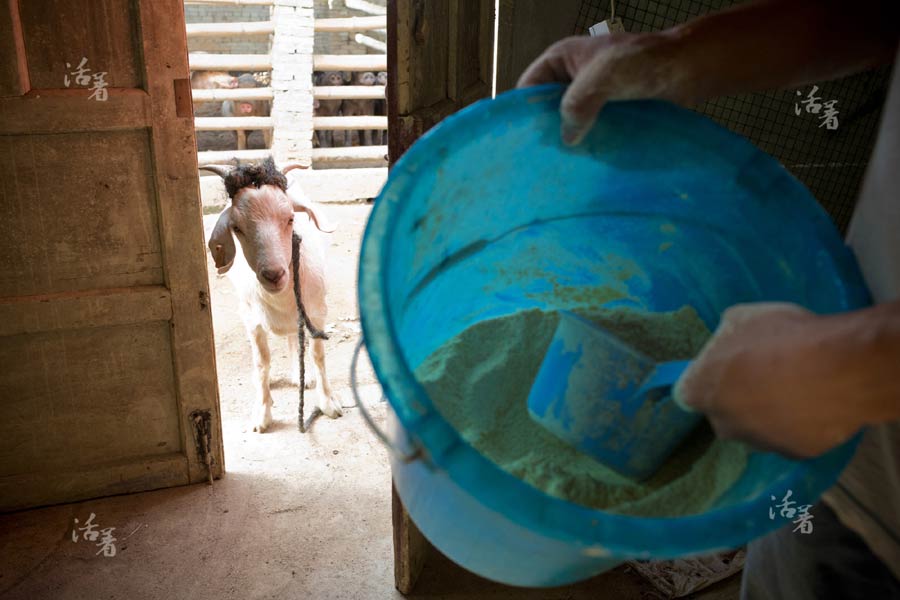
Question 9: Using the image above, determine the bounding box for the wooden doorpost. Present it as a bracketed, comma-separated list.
[386, 0, 496, 593]
[392, 481, 430, 594]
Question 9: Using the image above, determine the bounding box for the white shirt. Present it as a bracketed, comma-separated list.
[823, 46, 900, 580]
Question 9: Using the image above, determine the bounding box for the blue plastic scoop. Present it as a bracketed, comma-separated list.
[527, 312, 703, 480]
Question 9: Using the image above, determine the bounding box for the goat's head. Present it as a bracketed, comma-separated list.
[203, 158, 333, 293]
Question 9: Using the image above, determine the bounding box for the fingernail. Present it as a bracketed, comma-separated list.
[561, 121, 586, 146]
[672, 378, 696, 413]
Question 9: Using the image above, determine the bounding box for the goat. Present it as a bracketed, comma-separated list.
[204, 158, 342, 432]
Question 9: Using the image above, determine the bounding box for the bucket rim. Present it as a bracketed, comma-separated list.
[358, 83, 867, 557]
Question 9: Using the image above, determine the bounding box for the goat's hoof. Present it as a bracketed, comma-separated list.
[251, 405, 273, 433]
[319, 395, 343, 419]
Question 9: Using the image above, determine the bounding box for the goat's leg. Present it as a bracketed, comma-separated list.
[288, 334, 316, 390]
[312, 337, 342, 418]
[249, 325, 274, 432]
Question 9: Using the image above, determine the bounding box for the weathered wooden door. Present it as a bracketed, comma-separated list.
[0, 0, 222, 512]
[387, 0, 495, 164]
[386, 0, 495, 593]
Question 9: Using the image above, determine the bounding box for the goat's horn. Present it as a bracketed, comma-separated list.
[282, 163, 309, 175]
[199, 164, 234, 179]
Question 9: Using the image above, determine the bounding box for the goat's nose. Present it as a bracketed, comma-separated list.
[260, 267, 285, 283]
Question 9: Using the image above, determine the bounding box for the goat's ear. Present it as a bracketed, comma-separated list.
[287, 187, 336, 233]
[208, 206, 236, 274]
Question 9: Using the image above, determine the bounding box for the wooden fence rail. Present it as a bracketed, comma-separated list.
[191, 87, 275, 102]
[313, 85, 385, 100]
[353, 34, 386, 53]
[189, 53, 272, 71]
[190, 54, 387, 73]
[313, 116, 387, 130]
[312, 54, 387, 72]
[186, 21, 274, 36]
[344, 0, 385, 15]
[185, 0, 273, 5]
[314, 16, 386, 32]
[194, 116, 273, 131]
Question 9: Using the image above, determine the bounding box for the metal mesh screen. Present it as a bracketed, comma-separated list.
[575, 0, 891, 232]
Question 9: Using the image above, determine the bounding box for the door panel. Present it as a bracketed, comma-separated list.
[0, 0, 222, 512]
[0, 130, 163, 296]
[18, 0, 143, 90]
[0, 322, 181, 471]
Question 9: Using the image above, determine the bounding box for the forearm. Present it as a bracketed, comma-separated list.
[817, 299, 900, 424]
[661, 0, 900, 104]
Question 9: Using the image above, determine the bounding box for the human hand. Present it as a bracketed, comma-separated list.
[517, 33, 694, 145]
[673, 303, 868, 459]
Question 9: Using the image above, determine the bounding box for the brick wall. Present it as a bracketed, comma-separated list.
[313, 0, 386, 56]
[270, 0, 316, 164]
[185, 5, 272, 54]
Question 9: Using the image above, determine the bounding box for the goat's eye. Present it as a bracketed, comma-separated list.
[232, 225, 241, 234]
[287, 217, 294, 226]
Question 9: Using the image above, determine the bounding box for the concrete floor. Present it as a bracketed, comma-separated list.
[0, 204, 740, 600]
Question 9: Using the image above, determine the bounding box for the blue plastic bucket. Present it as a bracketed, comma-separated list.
[357, 85, 871, 587]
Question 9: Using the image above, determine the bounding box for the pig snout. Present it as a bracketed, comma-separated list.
[239, 102, 254, 114]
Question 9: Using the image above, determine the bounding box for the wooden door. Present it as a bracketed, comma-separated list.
[387, 0, 495, 164]
[386, 0, 495, 593]
[0, 0, 222, 512]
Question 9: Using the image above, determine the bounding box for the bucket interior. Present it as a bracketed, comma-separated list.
[359, 87, 870, 559]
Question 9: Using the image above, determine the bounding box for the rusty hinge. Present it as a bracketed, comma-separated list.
[190, 409, 215, 485]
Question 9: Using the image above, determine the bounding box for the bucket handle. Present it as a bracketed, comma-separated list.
[351, 338, 424, 464]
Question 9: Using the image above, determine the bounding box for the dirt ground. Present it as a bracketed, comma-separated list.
[0, 203, 740, 599]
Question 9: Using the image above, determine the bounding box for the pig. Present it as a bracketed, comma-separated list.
[222, 73, 272, 150]
[191, 70, 239, 90]
[374, 71, 388, 146]
[190, 70, 239, 117]
[340, 71, 377, 146]
[313, 71, 346, 148]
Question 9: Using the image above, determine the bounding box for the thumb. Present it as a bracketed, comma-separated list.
[559, 60, 611, 146]
[672, 364, 698, 413]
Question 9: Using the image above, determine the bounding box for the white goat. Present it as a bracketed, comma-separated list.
[205, 159, 342, 432]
